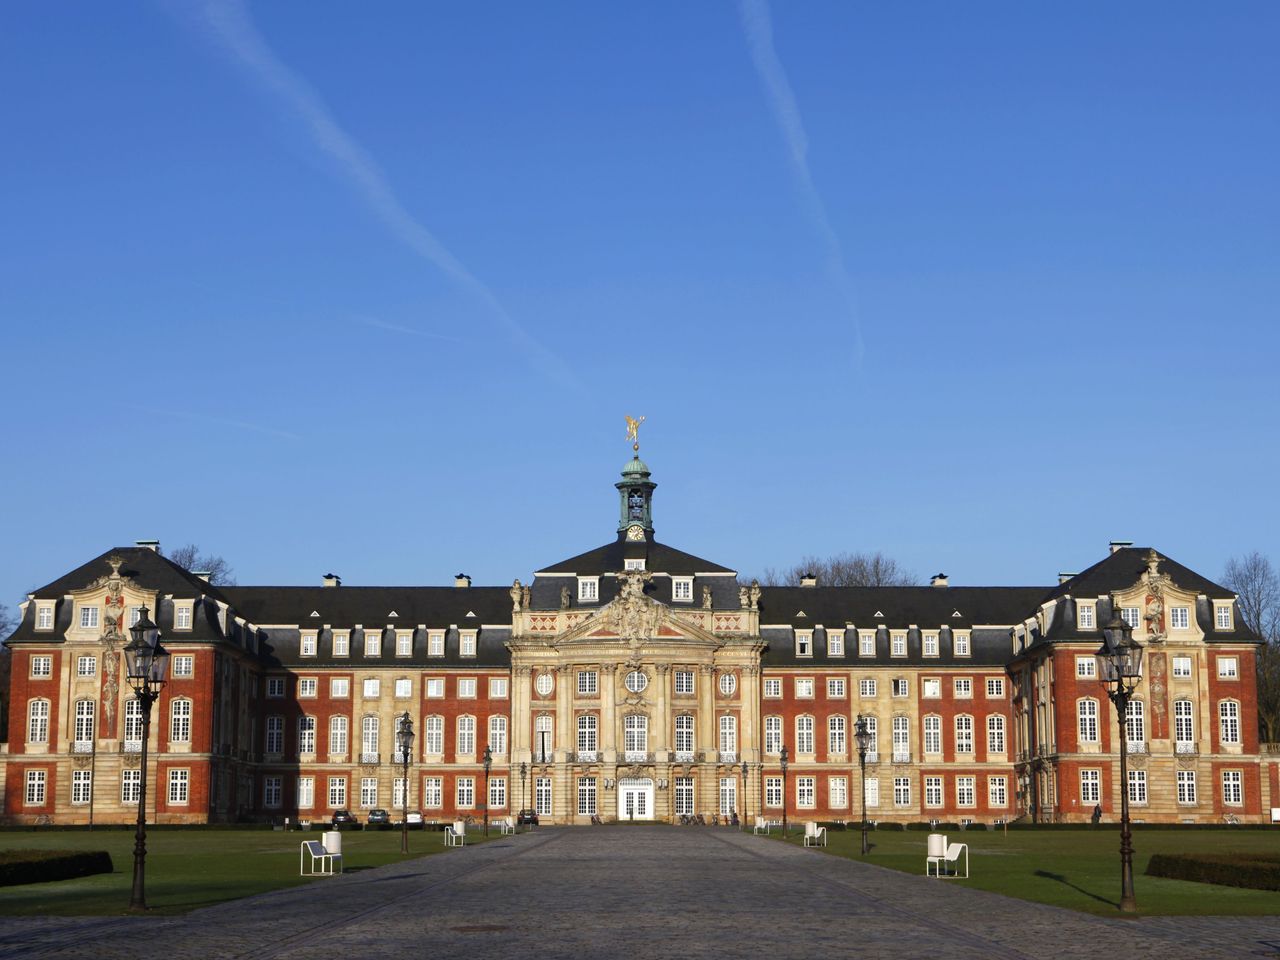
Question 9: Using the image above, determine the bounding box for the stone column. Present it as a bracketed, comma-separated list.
[556, 664, 573, 822]
[655, 663, 671, 758]
[699, 664, 717, 815]
[512, 666, 532, 761]
[601, 662, 618, 763]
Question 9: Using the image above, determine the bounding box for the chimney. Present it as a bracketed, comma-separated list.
[799, 573, 817, 588]
[192, 571, 211, 583]
[455, 573, 471, 588]
[931, 573, 949, 588]
[135, 539, 161, 552]
[1058, 572, 1077, 586]
[322, 573, 341, 588]
[1109, 540, 1133, 555]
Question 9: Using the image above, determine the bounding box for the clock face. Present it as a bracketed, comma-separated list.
[626, 525, 645, 541]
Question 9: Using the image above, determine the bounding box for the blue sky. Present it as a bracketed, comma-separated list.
[1, 1, 1276, 606]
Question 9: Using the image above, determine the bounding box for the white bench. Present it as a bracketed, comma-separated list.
[444, 820, 466, 847]
[925, 833, 968, 878]
[753, 817, 770, 835]
[803, 822, 827, 847]
[497, 816, 515, 835]
[300, 840, 342, 876]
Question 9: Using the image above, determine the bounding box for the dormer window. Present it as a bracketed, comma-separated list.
[301, 633, 317, 657]
[891, 633, 906, 657]
[1077, 602, 1096, 630]
[460, 632, 477, 657]
[672, 577, 693, 602]
[333, 632, 350, 657]
[1215, 604, 1233, 630]
[826, 630, 844, 657]
[795, 631, 813, 657]
[36, 605, 53, 630]
[396, 632, 413, 656]
[624, 559, 645, 571]
[923, 633, 938, 657]
[859, 633, 875, 657]
[578, 577, 599, 602]
[428, 632, 445, 657]
[175, 603, 193, 631]
[364, 629, 382, 657]
[954, 633, 971, 657]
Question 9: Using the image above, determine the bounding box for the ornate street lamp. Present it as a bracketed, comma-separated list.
[741, 759, 750, 830]
[520, 761, 528, 832]
[1096, 612, 1144, 913]
[123, 605, 169, 912]
[396, 712, 414, 854]
[779, 745, 789, 838]
[855, 714, 871, 855]
[482, 744, 493, 836]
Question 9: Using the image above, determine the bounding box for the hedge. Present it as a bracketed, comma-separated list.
[1146, 853, 1280, 891]
[0, 849, 114, 887]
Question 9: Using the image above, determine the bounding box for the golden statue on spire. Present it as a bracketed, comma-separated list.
[624, 414, 645, 451]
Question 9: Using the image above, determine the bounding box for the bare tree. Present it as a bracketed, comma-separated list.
[0, 603, 15, 742]
[164, 544, 237, 586]
[757, 551, 917, 587]
[1222, 551, 1280, 743]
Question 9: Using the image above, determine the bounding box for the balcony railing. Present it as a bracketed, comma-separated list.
[673, 750, 697, 763]
[391, 751, 411, 764]
[122, 740, 142, 754]
[1125, 741, 1148, 755]
[863, 751, 880, 764]
[718, 751, 738, 763]
[575, 751, 598, 763]
[623, 750, 652, 763]
[71, 741, 94, 754]
[359, 752, 379, 764]
[891, 751, 911, 764]
[1175, 741, 1198, 755]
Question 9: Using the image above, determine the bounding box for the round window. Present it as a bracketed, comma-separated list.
[625, 670, 648, 693]
[719, 673, 737, 696]
[535, 672, 554, 697]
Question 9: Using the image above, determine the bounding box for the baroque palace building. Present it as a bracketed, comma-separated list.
[2, 447, 1274, 827]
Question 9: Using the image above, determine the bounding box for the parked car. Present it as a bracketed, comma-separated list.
[367, 808, 391, 826]
[516, 809, 539, 826]
[404, 811, 425, 827]
[331, 809, 360, 829]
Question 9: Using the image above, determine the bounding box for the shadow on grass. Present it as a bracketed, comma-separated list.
[1033, 869, 1117, 908]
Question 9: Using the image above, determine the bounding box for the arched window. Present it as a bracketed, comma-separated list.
[675, 714, 695, 754]
[361, 715, 380, 760]
[764, 715, 782, 755]
[923, 715, 942, 755]
[124, 699, 144, 748]
[577, 714, 598, 753]
[534, 714, 554, 757]
[329, 715, 349, 755]
[1124, 699, 1145, 747]
[625, 714, 649, 754]
[424, 715, 444, 755]
[1077, 699, 1099, 743]
[1173, 699, 1194, 747]
[170, 699, 192, 743]
[719, 715, 737, 755]
[27, 700, 50, 744]
[489, 715, 508, 754]
[297, 715, 316, 754]
[1219, 701, 1240, 745]
[827, 715, 846, 754]
[457, 715, 476, 755]
[74, 700, 95, 746]
[795, 715, 814, 754]
[954, 715, 973, 753]
[987, 715, 1006, 754]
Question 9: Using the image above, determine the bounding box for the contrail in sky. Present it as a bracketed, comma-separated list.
[738, 0, 866, 367]
[184, 0, 579, 389]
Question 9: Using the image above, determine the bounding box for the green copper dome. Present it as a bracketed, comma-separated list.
[621, 455, 650, 477]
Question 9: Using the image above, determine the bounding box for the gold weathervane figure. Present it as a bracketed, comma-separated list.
[625, 414, 645, 451]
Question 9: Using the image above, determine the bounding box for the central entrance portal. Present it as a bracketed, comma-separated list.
[617, 778, 654, 821]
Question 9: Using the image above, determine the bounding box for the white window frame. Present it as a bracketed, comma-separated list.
[1214, 604, 1233, 630]
[332, 632, 349, 657]
[172, 655, 194, 678]
[36, 604, 54, 630]
[829, 775, 848, 809]
[795, 776, 816, 809]
[922, 678, 941, 699]
[1080, 769, 1100, 804]
[859, 633, 875, 657]
[168, 768, 190, 805]
[364, 630, 382, 657]
[577, 577, 599, 602]
[672, 577, 693, 602]
[988, 775, 1007, 808]
[424, 716, 444, 756]
[1076, 656, 1097, 679]
[425, 678, 445, 698]
[923, 715, 941, 755]
[1170, 606, 1189, 630]
[795, 631, 813, 657]
[330, 677, 350, 698]
[457, 715, 476, 755]
[30, 655, 52, 678]
[953, 632, 971, 656]
[891, 633, 906, 657]
[1219, 700, 1240, 745]
[298, 677, 318, 698]
[1221, 770, 1243, 806]
[893, 777, 911, 807]
[394, 678, 412, 699]
[1128, 769, 1147, 805]
[396, 631, 413, 656]
[423, 776, 443, 808]
[298, 776, 315, 809]
[27, 699, 50, 744]
[76, 655, 97, 678]
[1217, 657, 1239, 680]
[826, 678, 846, 699]
[1176, 770, 1196, 805]
[1077, 602, 1095, 630]
[954, 678, 972, 699]
[170, 699, 192, 743]
[826, 630, 844, 657]
[490, 677, 509, 699]
[954, 714, 973, 754]
[956, 776, 976, 808]
[1172, 656, 1192, 678]
[458, 678, 477, 699]
[362, 677, 381, 698]
[923, 633, 938, 657]
[718, 673, 737, 697]
[460, 632, 477, 657]
[79, 605, 99, 630]
[25, 769, 47, 806]
[762, 677, 781, 698]
[794, 678, 814, 699]
[428, 632, 445, 657]
[174, 603, 193, 631]
[1078, 698, 1099, 743]
[577, 671, 598, 696]
[985, 677, 1004, 698]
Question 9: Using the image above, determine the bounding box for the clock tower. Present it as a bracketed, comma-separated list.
[616, 454, 656, 540]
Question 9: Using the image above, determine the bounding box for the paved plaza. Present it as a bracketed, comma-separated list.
[1, 827, 1277, 960]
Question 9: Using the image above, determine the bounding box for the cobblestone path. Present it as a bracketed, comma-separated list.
[0, 827, 1277, 960]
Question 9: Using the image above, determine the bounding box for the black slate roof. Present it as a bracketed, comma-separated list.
[536, 535, 735, 576]
[222, 586, 513, 627]
[757, 586, 1051, 630]
[1046, 547, 1237, 603]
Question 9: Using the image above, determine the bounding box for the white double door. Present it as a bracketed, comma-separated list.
[617, 778, 654, 821]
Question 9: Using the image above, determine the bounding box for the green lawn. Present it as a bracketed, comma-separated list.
[0, 827, 476, 916]
[773, 825, 1280, 916]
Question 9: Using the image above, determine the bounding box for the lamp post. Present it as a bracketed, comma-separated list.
[779, 745, 789, 838]
[482, 744, 493, 836]
[741, 759, 749, 830]
[122, 605, 169, 912]
[1096, 612, 1144, 914]
[855, 714, 871, 855]
[520, 761, 528, 832]
[396, 712, 414, 854]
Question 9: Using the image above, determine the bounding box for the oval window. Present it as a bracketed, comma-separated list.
[625, 671, 648, 694]
[719, 673, 737, 696]
[535, 673, 554, 697]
